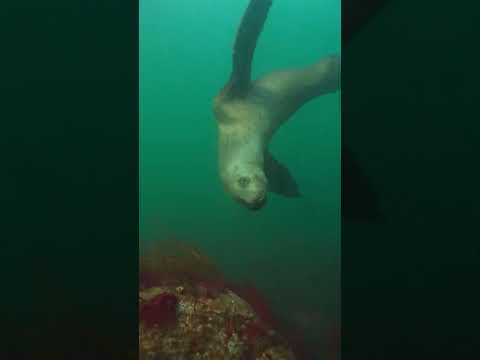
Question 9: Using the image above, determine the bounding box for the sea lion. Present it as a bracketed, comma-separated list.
[213, 0, 341, 210]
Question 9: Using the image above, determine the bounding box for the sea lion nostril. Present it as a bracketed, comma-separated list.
[238, 176, 250, 187]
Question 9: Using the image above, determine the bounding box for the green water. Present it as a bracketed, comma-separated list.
[140, 0, 340, 353]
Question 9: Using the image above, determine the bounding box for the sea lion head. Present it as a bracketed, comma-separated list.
[221, 162, 268, 210]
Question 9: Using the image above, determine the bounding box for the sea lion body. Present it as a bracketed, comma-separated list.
[213, 57, 340, 209]
[210, 0, 385, 216]
[213, 89, 272, 209]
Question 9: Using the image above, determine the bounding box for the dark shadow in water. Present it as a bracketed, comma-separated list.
[340, 0, 390, 224]
[343, 0, 390, 45]
[342, 146, 384, 223]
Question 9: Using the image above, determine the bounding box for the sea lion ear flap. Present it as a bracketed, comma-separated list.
[265, 152, 301, 198]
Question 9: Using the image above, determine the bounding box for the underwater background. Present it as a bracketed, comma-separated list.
[140, 0, 340, 356]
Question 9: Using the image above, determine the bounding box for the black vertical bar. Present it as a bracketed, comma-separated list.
[1, 1, 139, 358]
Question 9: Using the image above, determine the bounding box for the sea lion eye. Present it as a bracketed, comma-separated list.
[238, 176, 250, 188]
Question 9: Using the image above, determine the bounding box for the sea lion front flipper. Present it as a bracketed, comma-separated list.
[265, 152, 301, 198]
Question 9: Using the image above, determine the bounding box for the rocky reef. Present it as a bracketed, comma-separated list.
[139, 240, 298, 360]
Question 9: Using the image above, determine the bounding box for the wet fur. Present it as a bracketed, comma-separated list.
[213, 0, 386, 212]
[214, 56, 340, 206]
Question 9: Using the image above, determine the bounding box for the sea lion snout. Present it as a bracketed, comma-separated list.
[236, 188, 267, 210]
[222, 165, 268, 210]
[234, 175, 267, 209]
[244, 193, 267, 211]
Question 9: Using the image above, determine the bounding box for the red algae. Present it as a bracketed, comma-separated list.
[139, 270, 157, 289]
[140, 293, 179, 328]
[196, 279, 227, 298]
[139, 239, 225, 291]
[326, 325, 340, 360]
[230, 284, 277, 328]
[243, 320, 269, 344]
[139, 239, 300, 359]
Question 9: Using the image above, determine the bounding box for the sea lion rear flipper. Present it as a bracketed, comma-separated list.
[225, 0, 273, 97]
[265, 152, 301, 198]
